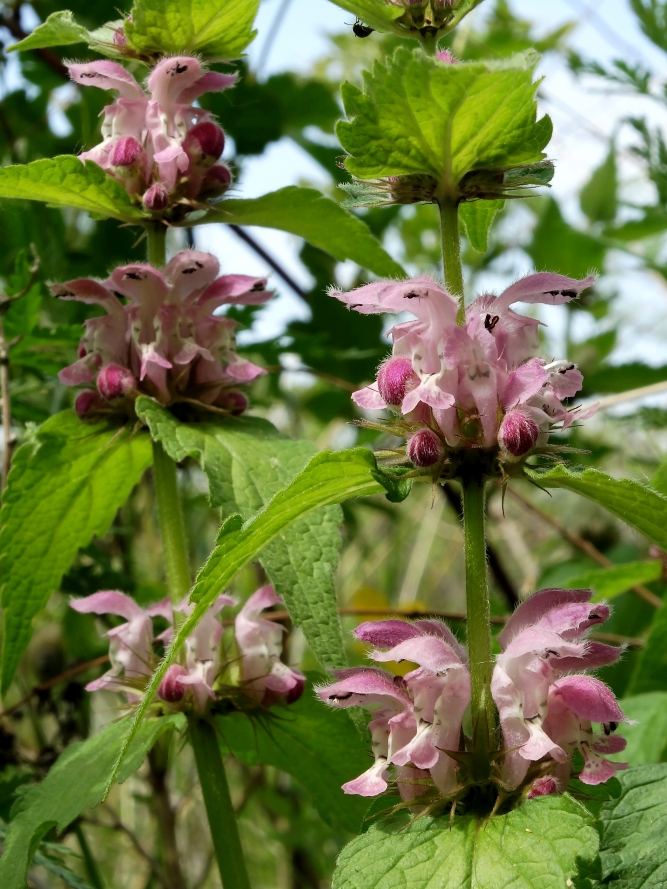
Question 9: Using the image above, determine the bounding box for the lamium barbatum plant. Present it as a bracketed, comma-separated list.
[1, 0, 667, 888]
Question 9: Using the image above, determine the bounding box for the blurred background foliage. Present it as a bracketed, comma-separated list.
[3, 0, 667, 886]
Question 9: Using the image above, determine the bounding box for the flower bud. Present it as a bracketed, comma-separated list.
[407, 429, 445, 467]
[200, 164, 232, 198]
[75, 390, 104, 418]
[158, 664, 188, 703]
[377, 357, 419, 407]
[286, 673, 306, 704]
[527, 776, 557, 798]
[437, 50, 457, 63]
[110, 136, 143, 168]
[216, 389, 248, 416]
[183, 122, 225, 167]
[97, 364, 137, 400]
[113, 26, 127, 47]
[498, 410, 539, 458]
[143, 182, 170, 212]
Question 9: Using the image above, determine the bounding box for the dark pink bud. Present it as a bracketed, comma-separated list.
[110, 136, 143, 168]
[377, 357, 419, 407]
[78, 343, 87, 359]
[216, 390, 248, 416]
[498, 410, 539, 458]
[200, 164, 232, 198]
[75, 390, 103, 418]
[407, 429, 445, 467]
[143, 182, 170, 211]
[113, 26, 127, 47]
[158, 665, 188, 703]
[183, 122, 225, 165]
[97, 364, 137, 400]
[527, 777, 557, 798]
[286, 674, 306, 704]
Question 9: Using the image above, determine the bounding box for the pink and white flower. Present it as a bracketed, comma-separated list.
[331, 273, 598, 460]
[68, 57, 236, 211]
[55, 249, 272, 413]
[318, 618, 470, 800]
[491, 587, 627, 789]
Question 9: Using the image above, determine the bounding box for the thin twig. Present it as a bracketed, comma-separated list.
[83, 812, 166, 886]
[507, 487, 663, 608]
[0, 654, 110, 720]
[264, 363, 358, 392]
[228, 224, 308, 301]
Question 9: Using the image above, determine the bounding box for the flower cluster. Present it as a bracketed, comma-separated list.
[492, 587, 628, 791]
[71, 585, 304, 713]
[317, 619, 470, 801]
[55, 249, 271, 417]
[68, 56, 235, 216]
[332, 274, 598, 469]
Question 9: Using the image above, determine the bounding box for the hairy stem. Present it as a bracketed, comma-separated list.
[189, 716, 252, 889]
[152, 440, 191, 603]
[148, 739, 187, 889]
[438, 200, 465, 324]
[461, 474, 495, 766]
[147, 224, 167, 268]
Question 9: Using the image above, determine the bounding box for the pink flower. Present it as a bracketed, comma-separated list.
[175, 594, 236, 712]
[332, 274, 598, 459]
[318, 618, 470, 799]
[235, 586, 306, 705]
[55, 250, 272, 414]
[67, 58, 236, 213]
[70, 591, 172, 700]
[491, 588, 626, 789]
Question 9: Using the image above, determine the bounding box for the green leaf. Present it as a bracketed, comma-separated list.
[561, 560, 663, 602]
[0, 157, 145, 221]
[0, 714, 184, 889]
[459, 199, 505, 252]
[333, 796, 599, 889]
[0, 412, 153, 692]
[31, 849, 94, 889]
[627, 603, 667, 695]
[615, 693, 667, 764]
[337, 48, 552, 195]
[217, 674, 369, 831]
[107, 448, 385, 794]
[136, 398, 346, 668]
[598, 763, 667, 887]
[525, 464, 667, 551]
[630, 0, 667, 54]
[526, 198, 605, 280]
[326, 0, 405, 35]
[7, 11, 90, 52]
[202, 186, 404, 278]
[584, 362, 667, 397]
[125, 0, 260, 60]
[580, 145, 618, 223]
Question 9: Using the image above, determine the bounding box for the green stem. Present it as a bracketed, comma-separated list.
[461, 474, 495, 768]
[420, 30, 439, 55]
[74, 822, 105, 889]
[152, 440, 191, 603]
[147, 224, 167, 268]
[438, 199, 465, 325]
[189, 716, 252, 889]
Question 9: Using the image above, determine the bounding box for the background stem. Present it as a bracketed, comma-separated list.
[189, 716, 252, 889]
[438, 200, 465, 324]
[152, 440, 191, 603]
[461, 475, 495, 763]
[73, 822, 105, 889]
[148, 739, 187, 889]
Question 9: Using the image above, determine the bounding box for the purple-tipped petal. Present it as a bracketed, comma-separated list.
[552, 676, 626, 724]
[354, 620, 422, 647]
[499, 588, 592, 649]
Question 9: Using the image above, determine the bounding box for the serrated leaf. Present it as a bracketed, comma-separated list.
[31, 850, 94, 889]
[107, 448, 385, 793]
[327, 0, 405, 35]
[0, 157, 145, 221]
[525, 464, 667, 551]
[337, 48, 552, 197]
[562, 560, 663, 602]
[217, 674, 369, 831]
[203, 186, 404, 278]
[333, 796, 598, 889]
[136, 398, 345, 668]
[615, 693, 667, 764]
[7, 11, 90, 52]
[0, 714, 184, 889]
[125, 0, 260, 60]
[599, 763, 667, 887]
[460, 199, 504, 252]
[0, 412, 153, 692]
